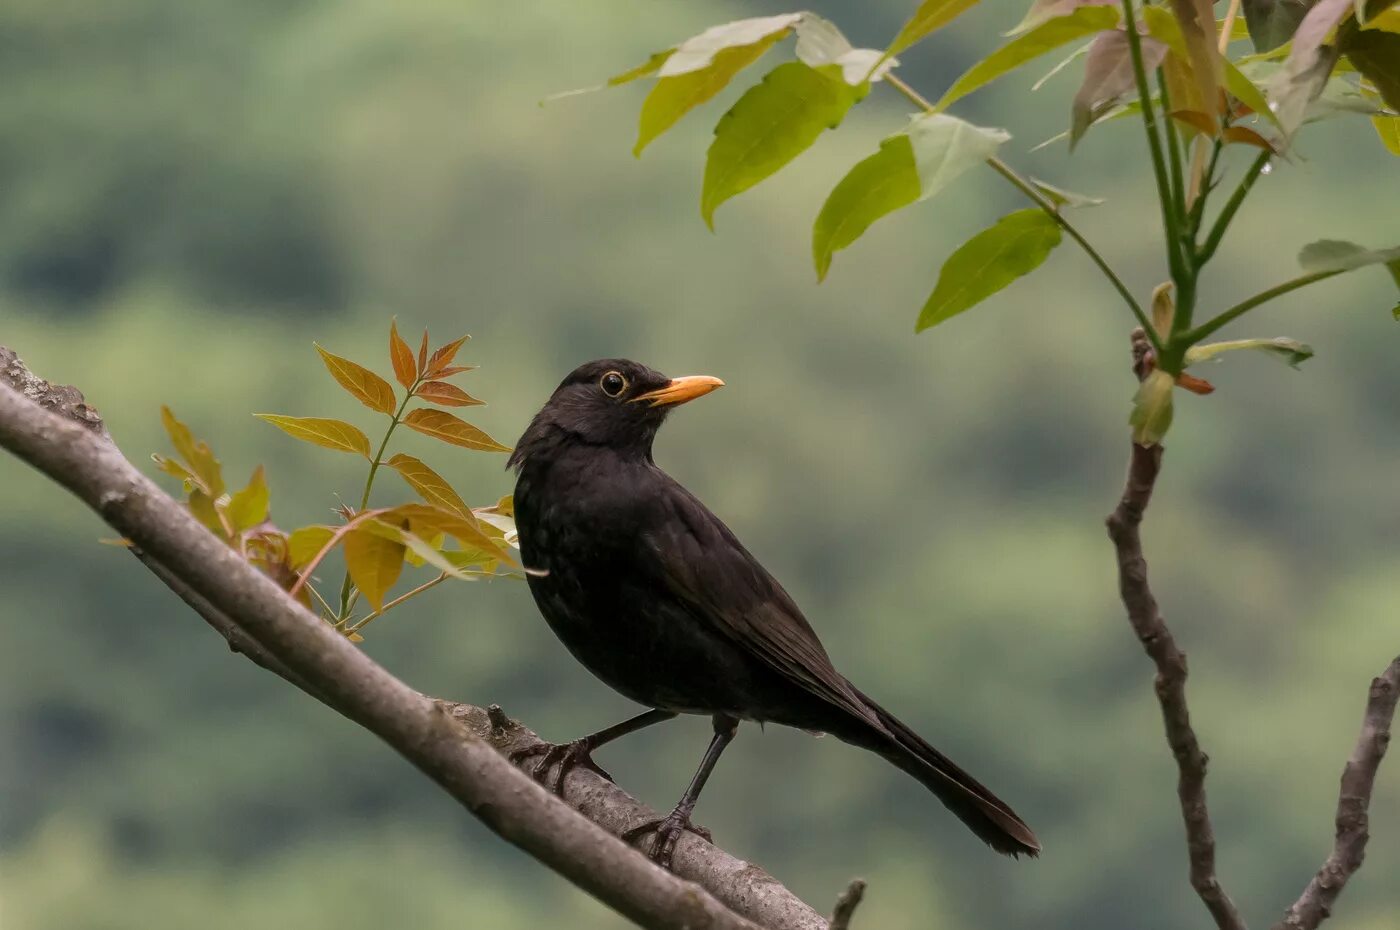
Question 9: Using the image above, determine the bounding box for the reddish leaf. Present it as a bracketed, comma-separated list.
[417, 329, 430, 372]
[1222, 125, 1277, 150]
[1170, 108, 1219, 135]
[1175, 372, 1216, 394]
[315, 344, 396, 415]
[428, 365, 476, 379]
[389, 319, 417, 390]
[425, 334, 471, 377]
[415, 381, 483, 407]
[401, 408, 511, 452]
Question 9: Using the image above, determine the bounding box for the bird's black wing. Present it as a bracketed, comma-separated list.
[640, 476, 884, 732]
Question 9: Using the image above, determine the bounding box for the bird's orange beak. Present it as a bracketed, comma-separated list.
[632, 375, 725, 407]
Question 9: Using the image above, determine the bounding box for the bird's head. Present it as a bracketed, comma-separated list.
[509, 359, 723, 470]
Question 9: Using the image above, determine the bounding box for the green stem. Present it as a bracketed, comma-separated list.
[883, 73, 1159, 352]
[1157, 70, 1187, 257]
[347, 572, 452, 635]
[1121, 0, 1185, 286]
[1184, 270, 1343, 344]
[336, 385, 419, 619]
[1188, 136, 1225, 241]
[1198, 149, 1271, 265]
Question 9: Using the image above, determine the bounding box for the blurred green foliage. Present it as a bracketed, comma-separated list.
[1, 1, 1397, 928]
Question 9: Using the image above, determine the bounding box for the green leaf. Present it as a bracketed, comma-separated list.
[1344, 28, 1400, 110]
[611, 50, 676, 86]
[811, 113, 1010, 281]
[226, 465, 270, 532]
[1071, 30, 1168, 148]
[1009, 0, 1114, 36]
[1298, 239, 1400, 274]
[701, 63, 862, 228]
[886, 0, 985, 57]
[1185, 337, 1315, 367]
[934, 5, 1122, 111]
[255, 414, 371, 458]
[344, 527, 405, 612]
[1242, 0, 1313, 51]
[812, 138, 919, 281]
[916, 209, 1063, 332]
[1129, 369, 1175, 445]
[1030, 177, 1105, 206]
[634, 16, 800, 155]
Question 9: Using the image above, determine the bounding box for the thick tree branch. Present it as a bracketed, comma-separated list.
[1272, 656, 1400, 930]
[0, 346, 831, 930]
[1106, 331, 1247, 930]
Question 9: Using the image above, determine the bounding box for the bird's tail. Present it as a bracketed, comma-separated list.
[848, 687, 1040, 857]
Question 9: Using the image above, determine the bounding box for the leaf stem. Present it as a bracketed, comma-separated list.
[1184, 270, 1343, 343]
[1120, 0, 1185, 287]
[337, 382, 420, 619]
[1198, 149, 1271, 265]
[883, 72, 1159, 351]
[346, 572, 451, 634]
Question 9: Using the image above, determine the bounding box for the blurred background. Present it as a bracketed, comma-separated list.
[2, 1, 1397, 928]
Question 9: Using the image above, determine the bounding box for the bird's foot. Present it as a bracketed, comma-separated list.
[509, 739, 614, 794]
[621, 809, 713, 870]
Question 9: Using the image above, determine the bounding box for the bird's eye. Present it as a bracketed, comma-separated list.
[600, 371, 627, 397]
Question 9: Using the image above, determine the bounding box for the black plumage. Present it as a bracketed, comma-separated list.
[510, 359, 1039, 866]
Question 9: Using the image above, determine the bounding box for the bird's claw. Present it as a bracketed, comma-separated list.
[509, 739, 614, 794]
[621, 810, 713, 870]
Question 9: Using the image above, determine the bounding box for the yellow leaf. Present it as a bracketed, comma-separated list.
[386, 453, 470, 516]
[159, 406, 223, 495]
[315, 344, 397, 415]
[288, 525, 336, 568]
[344, 527, 405, 611]
[425, 335, 471, 377]
[388, 319, 418, 390]
[226, 465, 270, 532]
[1373, 115, 1400, 155]
[255, 414, 371, 458]
[188, 490, 228, 537]
[382, 503, 516, 566]
[414, 381, 483, 407]
[160, 406, 198, 468]
[401, 408, 510, 452]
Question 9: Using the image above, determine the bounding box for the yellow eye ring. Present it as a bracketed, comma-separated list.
[600, 371, 627, 397]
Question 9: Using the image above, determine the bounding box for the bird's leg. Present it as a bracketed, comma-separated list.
[622, 714, 738, 870]
[511, 708, 678, 794]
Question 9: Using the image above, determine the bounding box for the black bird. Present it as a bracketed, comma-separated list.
[510, 359, 1039, 866]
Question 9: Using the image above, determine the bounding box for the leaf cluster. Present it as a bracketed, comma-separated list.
[154, 321, 517, 641]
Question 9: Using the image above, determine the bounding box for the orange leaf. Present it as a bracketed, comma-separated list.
[386, 453, 470, 516]
[1222, 126, 1277, 151]
[417, 329, 430, 372]
[428, 365, 476, 379]
[389, 319, 417, 390]
[1175, 372, 1216, 395]
[425, 334, 470, 376]
[1170, 109, 1218, 136]
[401, 408, 510, 453]
[415, 381, 483, 407]
[344, 527, 405, 611]
[255, 414, 371, 458]
[315, 344, 396, 415]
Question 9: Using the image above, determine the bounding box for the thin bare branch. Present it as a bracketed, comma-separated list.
[0, 346, 828, 930]
[1105, 330, 1247, 930]
[1272, 656, 1400, 930]
[828, 879, 867, 930]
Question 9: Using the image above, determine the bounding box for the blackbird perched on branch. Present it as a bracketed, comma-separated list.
[509, 359, 1039, 867]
